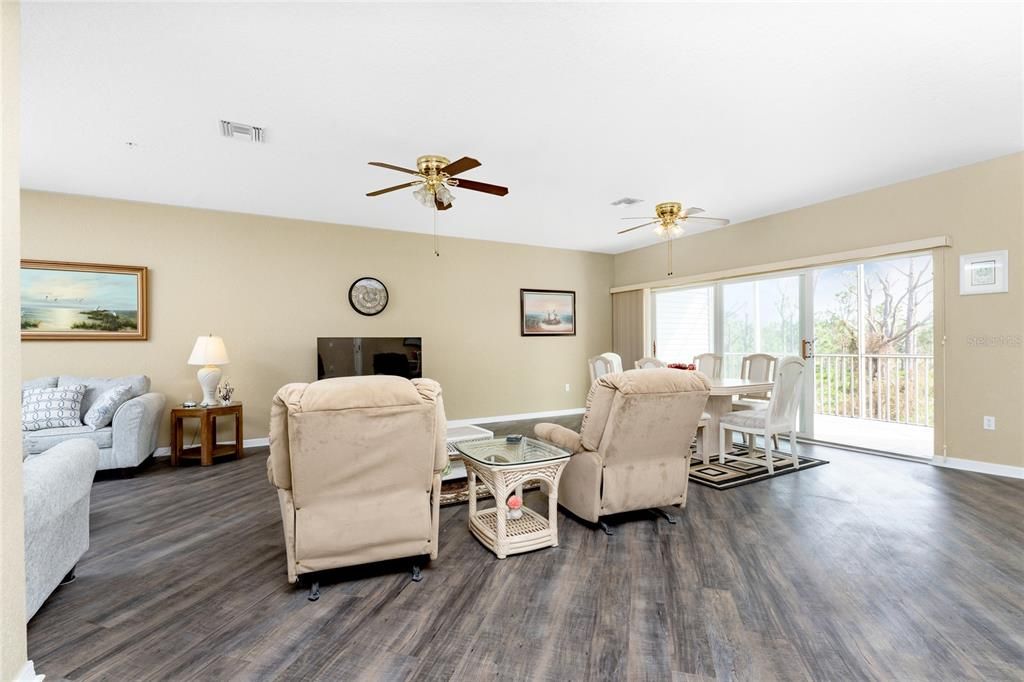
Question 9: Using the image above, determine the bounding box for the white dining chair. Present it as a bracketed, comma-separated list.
[695, 412, 712, 464]
[634, 357, 666, 369]
[734, 353, 777, 407]
[693, 353, 722, 378]
[588, 352, 623, 383]
[718, 356, 805, 474]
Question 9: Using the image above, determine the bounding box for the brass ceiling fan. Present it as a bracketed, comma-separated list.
[618, 201, 730, 276]
[618, 201, 729, 238]
[366, 155, 509, 211]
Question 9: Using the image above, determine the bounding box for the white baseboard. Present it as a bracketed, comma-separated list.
[15, 660, 43, 681]
[932, 456, 1024, 479]
[446, 408, 585, 429]
[153, 437, 270, 459]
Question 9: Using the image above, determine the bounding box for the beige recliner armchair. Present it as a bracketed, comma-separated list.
[267, 375, 447, 594]
[534, 368, 709, 533]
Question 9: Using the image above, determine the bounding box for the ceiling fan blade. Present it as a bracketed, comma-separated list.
[452, 178, 509, 196]
[435, 197, 453, 211]
[366, 181, 421, 197]
[617, 220, 658, 235]
[683, 216, 730, 226]
[683, 207, 705, 216]
[441, 156, 481, 177]
[368, 161, 421, 176]
[620, 216, 656, 220]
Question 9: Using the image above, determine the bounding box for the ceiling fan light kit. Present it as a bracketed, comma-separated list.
[366, 154, 509, 255]
[618, 201, 732, 277]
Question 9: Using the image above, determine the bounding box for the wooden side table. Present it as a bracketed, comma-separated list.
[170, 402, 244, 466]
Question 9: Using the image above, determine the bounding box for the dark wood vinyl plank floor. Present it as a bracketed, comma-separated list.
[27, 425, 1024, 681]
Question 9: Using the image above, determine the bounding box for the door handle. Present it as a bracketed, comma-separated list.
[801, 339, 814, 360]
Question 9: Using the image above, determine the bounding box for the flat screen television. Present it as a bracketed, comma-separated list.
[317, 337, 422, 381]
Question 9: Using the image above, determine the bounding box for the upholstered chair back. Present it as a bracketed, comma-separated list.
[268, 375, 447, 583]
[588, 352, 623, 383]
[570, 368, 709, 517]
[739, 353, 777, 400]
[693, 353, 723, 378]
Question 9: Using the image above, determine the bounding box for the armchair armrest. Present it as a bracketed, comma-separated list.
[112, 392, 166, 468]
[23, 439, 99, 529]
[534, 423, 583, 454]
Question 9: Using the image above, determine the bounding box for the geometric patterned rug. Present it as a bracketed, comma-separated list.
[688, 447, 828, 490]
[439, 446, 829, 503]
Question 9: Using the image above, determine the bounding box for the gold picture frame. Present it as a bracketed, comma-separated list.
[21, 260, 149, 341]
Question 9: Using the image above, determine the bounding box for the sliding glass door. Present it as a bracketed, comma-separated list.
[811, 254, 934, 457]
[649, 251, 935, 457]
[721, 274, 803, 379]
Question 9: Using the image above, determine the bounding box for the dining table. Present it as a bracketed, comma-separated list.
[701, 377, 775, 456]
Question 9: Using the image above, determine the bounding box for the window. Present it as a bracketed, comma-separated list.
[652, 286, 713, 364]
[721, 275, 800, 377]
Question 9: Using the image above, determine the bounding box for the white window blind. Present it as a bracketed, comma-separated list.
[652, 286, 713, 364]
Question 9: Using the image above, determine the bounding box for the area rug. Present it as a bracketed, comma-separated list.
[440, 447, 828, 503]
[688, 447, 828, 490]
[439, 478, 539, 507]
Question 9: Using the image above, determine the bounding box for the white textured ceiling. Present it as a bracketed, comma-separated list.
[21, 1, 1024, 254]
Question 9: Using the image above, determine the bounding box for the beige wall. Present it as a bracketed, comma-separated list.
[614, 153, 1024, 469]
[0, 2, 26, 678]
[21, 191, 613, 446]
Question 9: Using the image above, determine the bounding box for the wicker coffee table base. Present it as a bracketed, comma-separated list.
[465, 458, 569, 559]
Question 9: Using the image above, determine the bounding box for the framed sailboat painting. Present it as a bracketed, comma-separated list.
[520, 289, 576, 336]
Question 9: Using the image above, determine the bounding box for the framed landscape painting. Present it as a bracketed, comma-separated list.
[21, 260, 149, 340]
[520, 288, 576, 336]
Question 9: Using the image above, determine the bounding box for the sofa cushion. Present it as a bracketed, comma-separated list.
[22, 425, 114, 456]
[58, 375, 150, 415]
[22, 385, 86, 432]
[83, 384, 133, 429]
[22, 376, 59, 392]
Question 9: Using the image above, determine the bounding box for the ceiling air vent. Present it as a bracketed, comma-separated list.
[611, 197, 643, 206]
[220, 120, 265, 143]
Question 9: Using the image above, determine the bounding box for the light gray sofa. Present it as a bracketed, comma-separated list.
[22, 374, 166, 472]
[24, 438, 99, 620]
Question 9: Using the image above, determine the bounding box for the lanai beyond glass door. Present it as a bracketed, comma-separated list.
[649, 252, 935, 457]
[811, 254, 934, 457]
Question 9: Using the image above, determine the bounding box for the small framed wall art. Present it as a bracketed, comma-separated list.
[520, 289, 576, 336]
[21, 260, 149, 340]
[959, 250, 1008, 295]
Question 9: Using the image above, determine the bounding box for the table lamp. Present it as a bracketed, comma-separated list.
[188, 335, 230, 406]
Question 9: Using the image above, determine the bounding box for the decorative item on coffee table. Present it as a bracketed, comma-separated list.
[454, 437, 571, 559]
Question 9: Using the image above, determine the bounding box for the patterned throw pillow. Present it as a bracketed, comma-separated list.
[83, 384, 133, 429]
[22, 384, 86, 431]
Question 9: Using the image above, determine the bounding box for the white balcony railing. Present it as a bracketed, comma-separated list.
[721, 352, 934, 427]
[815, 353, 934, 427]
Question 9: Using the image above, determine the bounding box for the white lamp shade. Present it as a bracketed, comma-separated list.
[188, 335, 230, 366]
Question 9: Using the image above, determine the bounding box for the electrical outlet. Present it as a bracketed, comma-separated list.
[564, 383, 571, 392]
[983, 416, 996, 431]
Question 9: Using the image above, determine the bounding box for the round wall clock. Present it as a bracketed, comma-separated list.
[348, 277, 389, 316]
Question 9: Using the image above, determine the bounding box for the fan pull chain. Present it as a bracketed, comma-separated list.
[433, 203, 440, 257]
[667, 238, 674, 276]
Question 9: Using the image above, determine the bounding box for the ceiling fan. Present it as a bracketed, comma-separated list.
[618, 201, 730, 277]
[366, 155, 509, 210]
[618, 201, 729, 238]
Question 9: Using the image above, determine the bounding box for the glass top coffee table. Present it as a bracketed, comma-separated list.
[454, 437, 572, 559]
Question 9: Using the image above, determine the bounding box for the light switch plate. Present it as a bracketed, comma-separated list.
[983, 416, 996, 430]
